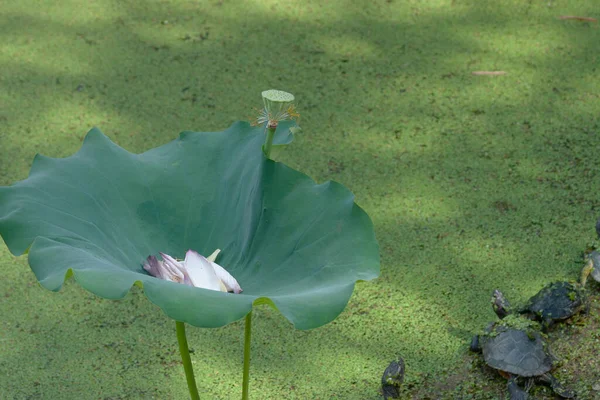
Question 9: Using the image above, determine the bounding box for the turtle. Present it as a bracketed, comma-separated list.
[520, 281, 586, 329]
[585, 250, 600, 283]
[492, 262, 593, 330]
[470, 315, 575, 399]
[381, 357, 405, 399]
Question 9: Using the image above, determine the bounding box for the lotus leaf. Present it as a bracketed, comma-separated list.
[0, 121, 379, 330]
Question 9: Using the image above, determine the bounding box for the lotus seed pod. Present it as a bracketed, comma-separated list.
[262, 89, 295, 114]
[259, 89, 298, 128]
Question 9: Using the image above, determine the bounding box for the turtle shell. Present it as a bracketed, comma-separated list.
[524, 281, 584, 321]
[381, 359, 405, 387]
[481, 326, 553, 377]
[589, 251, 600, 283]
[381, 358, 405, 399]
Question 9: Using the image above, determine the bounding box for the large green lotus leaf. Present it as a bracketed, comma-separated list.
[0, 121, 379, 330]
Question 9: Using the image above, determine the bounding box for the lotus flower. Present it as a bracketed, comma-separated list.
[144, 249, 242, 293]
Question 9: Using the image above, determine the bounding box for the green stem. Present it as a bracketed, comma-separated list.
[176, 321, 200, 400]
[242, 311, 253, 400]
[263, 125, 276, 159]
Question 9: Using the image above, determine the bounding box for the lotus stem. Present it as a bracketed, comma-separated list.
[242, 311, 253, 400]
[263, 125, 277, 159]
[176, 321, 200, 400]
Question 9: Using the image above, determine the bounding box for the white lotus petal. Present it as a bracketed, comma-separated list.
[206, 249, 221, 263]
[160, 252, 184, 271]
[211, 261, 243, 293]
[159, 252, 186, 283]
[184, 250, 226, 292]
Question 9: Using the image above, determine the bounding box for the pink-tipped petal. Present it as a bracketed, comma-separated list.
[144, 255, 167, 280]
[184, 249, 226, 292]
[211, 261, 243, 293]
